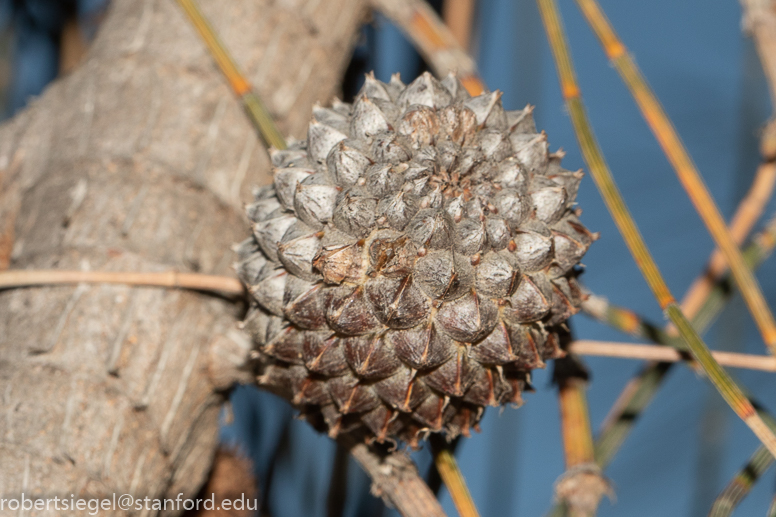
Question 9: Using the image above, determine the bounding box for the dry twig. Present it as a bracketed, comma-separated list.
[708, 446, 773, 516]
[740, 0, 776, 161]
[703, 3, 776, 512]
[0, 269, 245, 296]
[740, 0, 776, 102]
[430, 436, 480, 517]
[679, 162, 776, 322]
[570, 340, 776, 372]
[370, 0, 485, 94]
[442, 0, 476, 50]
[552, 353, 610, 517]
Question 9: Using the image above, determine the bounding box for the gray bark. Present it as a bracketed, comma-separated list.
[0, 0, 365, 513]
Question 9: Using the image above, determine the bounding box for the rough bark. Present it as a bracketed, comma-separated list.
[0, 0, 365, 513]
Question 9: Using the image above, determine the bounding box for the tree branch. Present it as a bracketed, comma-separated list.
[347, 441, 447, 517]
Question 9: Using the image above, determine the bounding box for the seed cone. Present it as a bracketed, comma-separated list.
[237, 72, 596, 447]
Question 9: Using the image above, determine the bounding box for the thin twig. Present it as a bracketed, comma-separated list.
[769, 494, 776, 517]
[582, 211, 776, 456]
[739, 0, 776, 110]
[573, 0, 776, 353]
[582, 216, 776, 466]
[582, 214, 776, 352]
[680, 162, 776, 322]
[707, 406, 776, 516]
[570, 340, 776, 372]
[554, 375, 609, 517]
[442, 0, 476, 50]
[551, 335, 609, 517]
[370, 0, 485, 95]
[685, 214, 776, 334]
[175, 0, 287, 149]
[581, 294, 679, 349]
[0, 269, 245, 296]
[594, 361, 672, 468]
[348, 441, 447, 517]
[537, 0, 776, 457]
[430, 435, 480, 517]
[558, 378, 594, 469]
[708, 446, 774, 517]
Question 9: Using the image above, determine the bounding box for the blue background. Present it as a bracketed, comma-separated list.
[3, 0, 775, 515]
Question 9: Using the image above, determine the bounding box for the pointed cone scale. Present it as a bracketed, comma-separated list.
[329, 374, 380, 414]
[471, 320, 515, 365]
[462, 364, 501, 407]
[308, 121, 347, 165]
[504, 275, 550, 324]
[463, 91, 507, 129]
[365, 275, 431, 329]
[387, 322, 455, 370]
[351, 95, 392, 141]
[398, 105, 439, 149]
[412, 394, 447, 431]
[397, 72, 452, 110]
[303, 334, 349, 376]
[343, 334, 402, 379]
[264, 326, 305, 365]
[293, 174, 339, 229]
[374, 368, 428, 412]
[326, 284, 384, 336]
[442, 72, 471, 102]
[332, 188, 378, 238]
[283, 277, 327, 329]
[313, 240, 365, 284]
[424, 347, 474, 397]
[435, 289, 498, 343]
[249, 269, 287, 317]
[358, 72, 393, 101]
[274, 167, 314, 210]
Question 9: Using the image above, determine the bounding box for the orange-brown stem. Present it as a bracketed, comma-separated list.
[0, 269, 246, 296]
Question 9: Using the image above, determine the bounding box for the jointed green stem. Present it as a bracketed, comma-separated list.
[577, 218, 776, 517]
[582, 295, 686, 351]
[573, 0, 776, 352]
[175, 0, 287, 150]
[708, 446, 774, 517]
[586, 217, 776, 348]
[594, 361, 672, 467]
[536, 0, 776, 459]
[580, 225, 776, 512]
[589, 216, 776, 464]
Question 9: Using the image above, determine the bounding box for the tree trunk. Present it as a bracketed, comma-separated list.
[0, 0, 365, 513]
